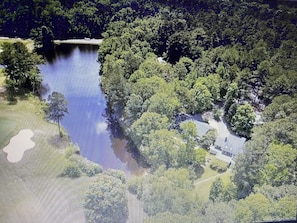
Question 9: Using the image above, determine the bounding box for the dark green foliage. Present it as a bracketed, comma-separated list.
[30, 26, 54, 51]
[230, 104, 255, 137]
[0, 42, 42, 99]
[209, 178, 224, 202]
[210, 160, 228, 173]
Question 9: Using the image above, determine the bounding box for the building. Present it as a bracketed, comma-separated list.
[181, 119, 212, 138]
[214, 134, 246, 158]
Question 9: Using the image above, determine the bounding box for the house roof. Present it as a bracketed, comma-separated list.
[215, 134, 246, 156]
[181, 120, 212, 138]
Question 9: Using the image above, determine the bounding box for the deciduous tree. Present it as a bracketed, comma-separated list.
[46, 92, 68, 137]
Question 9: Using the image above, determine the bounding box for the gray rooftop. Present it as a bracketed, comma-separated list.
[215, 134, 246, 156]
[181, 120, 212, 138]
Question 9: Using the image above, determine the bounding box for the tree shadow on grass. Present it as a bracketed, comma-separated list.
[47, 134, 70, 149]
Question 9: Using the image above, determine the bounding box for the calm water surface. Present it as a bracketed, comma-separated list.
[39, 44, 142, 175]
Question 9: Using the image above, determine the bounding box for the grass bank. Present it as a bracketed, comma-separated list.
[0, 95, 94, 223]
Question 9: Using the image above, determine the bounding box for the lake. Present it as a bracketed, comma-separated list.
[39, 44, 143, 176]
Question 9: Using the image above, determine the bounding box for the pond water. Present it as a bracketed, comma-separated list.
[39, 44, 143, 175]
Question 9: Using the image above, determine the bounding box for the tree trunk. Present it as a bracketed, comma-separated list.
[58, 118, 62, 137]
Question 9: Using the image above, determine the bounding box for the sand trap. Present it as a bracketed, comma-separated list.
[3, 129, 35, 163]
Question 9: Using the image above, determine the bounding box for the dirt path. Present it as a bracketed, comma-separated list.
[194, 169, 231, 186]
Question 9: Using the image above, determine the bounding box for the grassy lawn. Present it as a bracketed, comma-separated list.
[0, 38, 34, 52]
[194, 154, 232, 202]
[0, 118, 18, 147]
[0, 95, 93, 223]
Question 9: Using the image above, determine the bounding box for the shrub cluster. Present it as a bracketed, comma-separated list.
[69, 154, 103, 177]
[210, 159, 228, 173]
[61, 161, 81, 178]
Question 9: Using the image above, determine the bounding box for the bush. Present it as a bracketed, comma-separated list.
[210, 159, 228, 173]
[69, 154, 103, 177]
[127, 177, 143, 199]
[104, 169, 126, 184]
[61, 161, 81, 178]
[213, 108, 222, 121]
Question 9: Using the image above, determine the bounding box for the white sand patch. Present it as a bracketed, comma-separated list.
[3, 129, 35, 163]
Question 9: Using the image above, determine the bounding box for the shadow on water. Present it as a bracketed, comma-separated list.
[41, 44, 76, 64]
[39, 43, 144, 176]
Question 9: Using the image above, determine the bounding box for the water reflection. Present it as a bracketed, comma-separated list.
[39, 44, 143, 175]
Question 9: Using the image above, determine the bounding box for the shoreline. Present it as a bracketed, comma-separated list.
[54, 38, 103, 45]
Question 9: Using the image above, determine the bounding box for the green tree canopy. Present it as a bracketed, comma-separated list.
[0, 42, 42, 98]
[84, 174, 128, 223]
[46, 91, 68, 137]
[130, 112, 169, 146]
[230, 104, 255, 137]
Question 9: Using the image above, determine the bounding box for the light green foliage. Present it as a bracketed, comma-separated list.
[130, 112, 169, 146]
[104, 169, 126, 184]
[190, 82, 213, 113]
[144, 212, 198, 223]
[261, 143, 297, 186]
[173, 80, 192, 113]
[274, 196, 297, 221]
[196, 74, 221, 101]
[69, 154, 103, 177]
[235, 193, 271, 223]
[133, 76, 168, 101]
[84, 174, 128, 223]
[64, 145, 80, 159]
[136, 53, 173, 81]
[124, 93, 144, 125]
[179, 122, 200, 170]
[144, 129, 186, 171]
[147, 92, 180, 119]
[143, 168, 199, 216]
[202, 201, 236, 223]
[195, 149, 207, 164]
[128, 176, 143, 199]
[60, 161, 81, 178]
[173, 57, 194, 80]
[230, 104, 255, 137]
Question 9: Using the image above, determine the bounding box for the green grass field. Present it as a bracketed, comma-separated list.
[194, 154, 232, 202]
[0, 38, 34, 52]
[0, 96, 94, 223]
[0, 118, 18, 147]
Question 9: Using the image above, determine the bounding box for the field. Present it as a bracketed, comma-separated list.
[194, 155, 232, 202]
[0, 95, 95, 223]
[0, 37, 34, 52]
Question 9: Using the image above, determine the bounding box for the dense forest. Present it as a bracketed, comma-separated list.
[1, 0, 297, 222]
